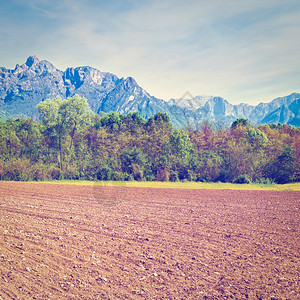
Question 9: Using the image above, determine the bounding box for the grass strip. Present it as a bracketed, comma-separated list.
[32, 180, 300, 191]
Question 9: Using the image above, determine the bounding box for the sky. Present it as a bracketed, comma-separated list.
[0, 0, 299, 105]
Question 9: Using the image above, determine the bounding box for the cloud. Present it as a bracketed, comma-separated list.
[1, 0, 299, 104]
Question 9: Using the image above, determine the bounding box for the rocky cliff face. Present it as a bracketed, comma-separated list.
[0, 56, 299, 128]
[0, 56, 120, 118]
[170, 93, 300, 127]
[0, 56, 64, 118]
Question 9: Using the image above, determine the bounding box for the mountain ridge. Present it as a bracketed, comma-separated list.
[0, 56, 299, 128]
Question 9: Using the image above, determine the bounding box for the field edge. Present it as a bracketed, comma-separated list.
[4, 180, 299, 191]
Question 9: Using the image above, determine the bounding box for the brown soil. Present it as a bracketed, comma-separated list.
[0, 181, 299, 299]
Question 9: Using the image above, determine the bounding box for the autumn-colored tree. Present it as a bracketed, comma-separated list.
[1, 111, 299, 183]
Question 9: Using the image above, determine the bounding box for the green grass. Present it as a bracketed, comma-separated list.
[34, 180, 300, 191]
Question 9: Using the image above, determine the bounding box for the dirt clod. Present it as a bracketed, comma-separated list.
[0, 181, 299, 299]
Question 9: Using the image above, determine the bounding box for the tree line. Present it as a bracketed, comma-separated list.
[0, 95, 299, 184]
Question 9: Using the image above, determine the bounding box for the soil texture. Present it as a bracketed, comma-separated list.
[0, 181, 299, 299]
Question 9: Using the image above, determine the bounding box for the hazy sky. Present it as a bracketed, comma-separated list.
[1, 0, 299, 105]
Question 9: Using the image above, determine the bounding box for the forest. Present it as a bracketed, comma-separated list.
[0, 95, 299, 184]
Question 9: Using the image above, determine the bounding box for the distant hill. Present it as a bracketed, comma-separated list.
[0, 56, 299, 128]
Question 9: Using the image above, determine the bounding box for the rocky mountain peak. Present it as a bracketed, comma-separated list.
[11, 56, 58, 78]
[122, 77, 138, 88]
[25, 55, 40, 68]
[0, 56, 299, 128]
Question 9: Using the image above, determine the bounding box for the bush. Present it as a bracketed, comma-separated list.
[132, 164, 143, 181]
[255, 177, 274, 185]
[65, 164, 80, 180]
[196, 175, 206, 182]
[263, 145, 296, 184]
[110, 171, 125, 181]
[48, 165, 62, 180]
[123, 173, 134, 181]
[144, 174, 156, 181]
[97, 166, 112, 180]
[187, 170, 196, 181]
[4, 158, 31, 181]
[216, 170, 233, 183]
[169, 171, 179, 182]
[0, 159, 4, 180]
[234, 174, 251, 184]
[156, 169, 170, 181]
[178, 169, 190, 181]
[30, 163, 48, 181]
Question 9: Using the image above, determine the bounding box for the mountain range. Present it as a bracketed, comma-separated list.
[0, 56, 299, 128]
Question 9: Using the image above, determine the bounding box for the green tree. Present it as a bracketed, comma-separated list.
[165, 130, 196, 180]
[231, 118, 249, 129]
[37, 95, 94, 174]
[196, 150, 224, 182]
[12, 118, 43, 161]
[168, 130, 194, 160]
[122, 112, 146, 127]
[144, 112, 173, 161]
[275, 145, 296, 183]
[99, 111, 122, 131]
[147, 112, 170, 126]
[244, 128, 268, 149]
[264, 145, 296, 183]
[60, 95, 94, 151]
[120, 147, 148, 180]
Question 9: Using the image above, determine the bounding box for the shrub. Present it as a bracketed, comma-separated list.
[65, 164, 80, 180]
[123, 173, 134, 181]
[97, 166, 112, 180]
[216, 170, 233, 183]
[48, 165, 62, 180]
[156, 169, 170, 181]
[187, 170, 196, 181]
[0, 159, 4, 180]
[132, 164, 143, 181]
[234, 174, 251, 184]
[196, 175, 206, 182]
[178, 169, 189, 181]
[30, 163, 48, 181]
[110, 171, 124, 181]
[169, 171, 179, 182]
[4, 158, 31, 181]
[255, 177, 274, 185]
[145, 174, 156, 181]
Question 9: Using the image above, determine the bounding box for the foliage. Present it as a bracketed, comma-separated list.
[98, 111, 122, 131]
[168, 130, 194, 160]
[37, 95, 94, 174]
[234, 174, 252, 184]
[264, 145, 296, 183]
[244, 128, 268, 148]
[120, 147, 147, 181]
[196, 151, 224, 182]
[1, 99, 299, 184]
[231, 118, 249, 129]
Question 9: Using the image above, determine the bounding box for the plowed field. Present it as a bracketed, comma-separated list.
[0, 181, 299, 299]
